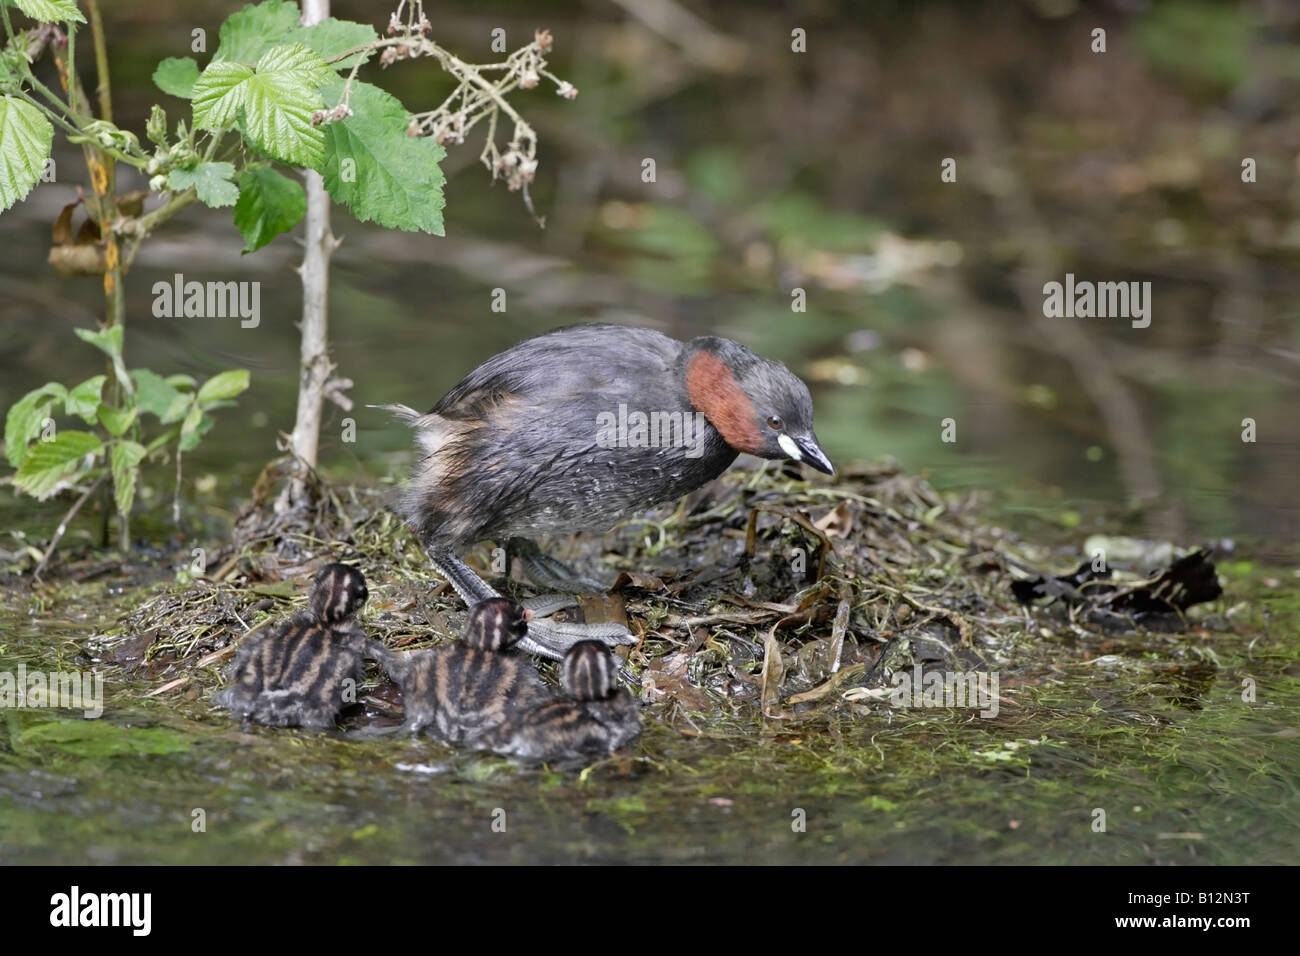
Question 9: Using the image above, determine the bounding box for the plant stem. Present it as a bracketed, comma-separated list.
[279, 0, 336, 511]
[86, 0, 112, 122]
[33, 474, 105, 582]
[120, 187, 197, 271]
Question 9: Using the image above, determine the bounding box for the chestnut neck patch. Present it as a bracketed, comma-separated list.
[685, 350, 762, 453]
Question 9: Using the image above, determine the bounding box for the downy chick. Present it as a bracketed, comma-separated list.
[492, 639, 641, 761]
[398, 597, 551, 746]
[214, 563, 384, 730]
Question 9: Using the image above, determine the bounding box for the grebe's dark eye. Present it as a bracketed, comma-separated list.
[767, 415, 784, 430]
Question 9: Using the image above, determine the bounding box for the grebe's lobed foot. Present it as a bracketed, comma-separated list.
[516, 614, 636, 661]
[507, 537, 610, 594]
[428, 550, 635, 661]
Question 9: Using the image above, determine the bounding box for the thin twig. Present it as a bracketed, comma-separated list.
[33, 473, 105, 582]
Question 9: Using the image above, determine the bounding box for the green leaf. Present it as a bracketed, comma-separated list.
[288, 17, 378, 71]
[180, 401, 203, 437]
[12, 430, 101, 500]
[197, 369, 250, 405]
[4, 382, 65, 467]
[320, 80, 445, 235]
[153, 56, 200, 98]
[165, 373, 198, 390]
[191, 60, 255, 130]
[145, 425, 179, 454]
[73, 323, 122, 359]
[97, 404, 137, 437]
[255, 43, 334, 89]
[213, 0, 300, 65]
[0, 96, 53, 212]
[73, 325, 133, 395]
[193, 44, 327, 168]
[131, 369, 189, 423]
[110, 440, 146, 516]
[233, 162, 305, 252]
[65, 375, 106, 424]
[179, 410, 214, 453]
[7, 1, 86, 25]
[168, 161, 239, 208]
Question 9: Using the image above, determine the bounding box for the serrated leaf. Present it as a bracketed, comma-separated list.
[197, 369, 250, 404]
[110, 440, 146, 516]
[235, 88, 324, 168]
[0, 96, 53, 212]
[73, 325, 133, 394]
[288, 18, 378, 72]
[191, 60, 255, 130]
[65, 375, 106, 424]
[12, 430, 101, 500]
[320, 80, 445, 234]
[213, 0, 299, 65]
[4, 382, 65, 467]
[234, 162, 305, 252]
[168, 161, 239, 208]
[131, 368, 188, 423]
[255, 43, 333, 89]
[8, 1, 86, 25]
[153, 56, 199, 98]
[193, 45, 326, 168]
[97, 404, 137, 437]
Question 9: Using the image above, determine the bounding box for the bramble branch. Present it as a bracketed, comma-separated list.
[321, 0, 577, 221]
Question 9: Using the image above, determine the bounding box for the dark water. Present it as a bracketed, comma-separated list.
[1, 0, 1298, 864]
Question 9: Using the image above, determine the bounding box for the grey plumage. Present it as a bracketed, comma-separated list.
[381, 322, 832, 661]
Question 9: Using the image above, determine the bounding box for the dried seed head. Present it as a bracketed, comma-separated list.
[520, 69, 539, 90]
[556, 81, 578, 101]
[535, 29, 554, 54]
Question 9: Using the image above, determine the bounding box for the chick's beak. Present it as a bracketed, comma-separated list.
[795, 434, 834, 476]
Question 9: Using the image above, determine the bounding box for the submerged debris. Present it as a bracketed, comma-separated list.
[1010, 548, 1223, 632]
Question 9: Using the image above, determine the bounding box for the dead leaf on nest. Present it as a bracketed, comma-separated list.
[641, 651, 712, 711]
[609, 570, 667, 593]
[579, 592, 630, 628]
[785, 663, 866, 705]
[759, 622, 786, 717]
[813, 500, 854, 538]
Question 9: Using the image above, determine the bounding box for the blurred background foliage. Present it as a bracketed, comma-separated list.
[1, 0, 1297, 553]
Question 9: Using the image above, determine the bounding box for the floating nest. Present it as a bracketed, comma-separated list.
[10, 458, 1227, 730]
